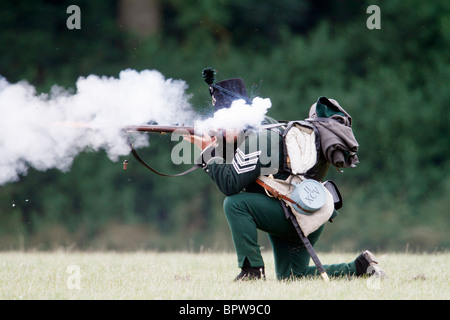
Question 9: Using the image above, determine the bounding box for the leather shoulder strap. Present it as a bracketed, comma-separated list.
[127, 144, 200, 177]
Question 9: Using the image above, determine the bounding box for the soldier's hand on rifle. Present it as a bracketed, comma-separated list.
[183, 133, 217, 151]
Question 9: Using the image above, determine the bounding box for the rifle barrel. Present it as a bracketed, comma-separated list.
[124, 125, 195, 135]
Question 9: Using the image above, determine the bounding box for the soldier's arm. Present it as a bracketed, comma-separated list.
[201, 146, 262, 196]
[200, 130, 278, 196]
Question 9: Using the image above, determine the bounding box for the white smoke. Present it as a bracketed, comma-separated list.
[194, 97, 272, 134]
[0, 69, 272, 185]
[0, 69, 195, 185]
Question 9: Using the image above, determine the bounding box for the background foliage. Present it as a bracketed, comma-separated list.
[0, 0, 448, 252]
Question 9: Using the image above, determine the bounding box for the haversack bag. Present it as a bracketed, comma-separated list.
[256, 174, 335, 236]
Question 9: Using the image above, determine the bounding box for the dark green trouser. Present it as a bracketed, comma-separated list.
[223, 192, 357, 280]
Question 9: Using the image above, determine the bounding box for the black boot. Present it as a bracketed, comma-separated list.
[235, 266, 265, 281]
[355, 250, 387, 278]
[234, 258, 265, 281]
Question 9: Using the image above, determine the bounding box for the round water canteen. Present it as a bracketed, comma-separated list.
[290, 179, 326, 215]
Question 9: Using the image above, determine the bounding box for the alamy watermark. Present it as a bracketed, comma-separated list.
[66, 265, 81, 290]
[66, 5, 81, 30]
[170, 128, 280, 176]
[366, 265, 382, 290]
[66, 5, 379, 31]
[366, 5, 381, 30]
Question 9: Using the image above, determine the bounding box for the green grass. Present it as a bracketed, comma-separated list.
[0, 251, 448, 300]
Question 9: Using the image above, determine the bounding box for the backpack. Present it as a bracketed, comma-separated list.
[279, 119, 344, 213]
[258, 96, 358, 223]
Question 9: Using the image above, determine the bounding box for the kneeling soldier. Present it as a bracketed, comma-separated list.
[184, 68, 386, 281]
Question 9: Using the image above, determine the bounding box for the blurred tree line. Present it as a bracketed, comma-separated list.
[0, 0, 448, 252]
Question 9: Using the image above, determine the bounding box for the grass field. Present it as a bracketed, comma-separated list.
[0, 251, 448, 300]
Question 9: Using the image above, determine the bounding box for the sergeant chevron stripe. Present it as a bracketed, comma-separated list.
[232, 148, 261, 174]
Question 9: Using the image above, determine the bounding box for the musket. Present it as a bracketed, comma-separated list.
[50, 122, 196, 134]
[124, 125, 195, 135]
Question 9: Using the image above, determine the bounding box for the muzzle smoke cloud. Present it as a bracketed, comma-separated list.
[0, 69, 271, 185]
[194, 97, 272, 134]
[0, 69, 195, 185]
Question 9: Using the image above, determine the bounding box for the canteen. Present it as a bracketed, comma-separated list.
[290, 179, 326, 215]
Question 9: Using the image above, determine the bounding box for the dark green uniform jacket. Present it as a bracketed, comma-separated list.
[199, 117, 287, 196]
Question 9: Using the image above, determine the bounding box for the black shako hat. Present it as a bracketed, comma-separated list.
[202, 67, 250, 111]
